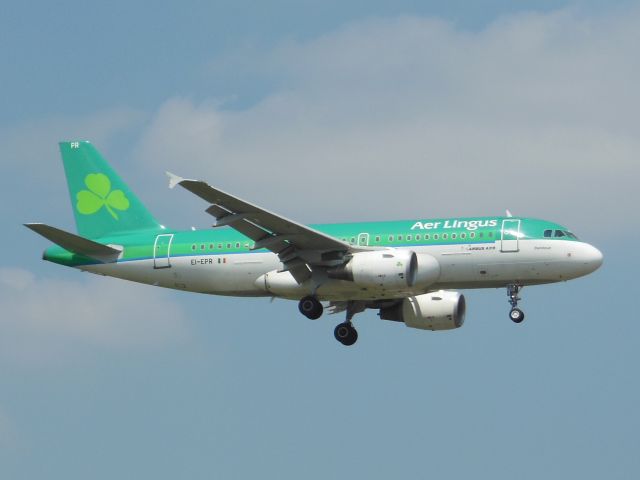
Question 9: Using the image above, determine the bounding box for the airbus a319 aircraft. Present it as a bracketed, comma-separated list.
[26, 142, 603, 346]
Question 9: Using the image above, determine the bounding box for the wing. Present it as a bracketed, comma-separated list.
[167, 173, 357, 282]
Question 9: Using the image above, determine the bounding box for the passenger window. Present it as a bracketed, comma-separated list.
[470, 232, 475, 238]
[200, 244, 205, 250]
[209, 244, 214, 249]
[544, 230, 552, 238]
[415, 234, 421, 241]
[451, 233, 457, 239]
[389, 235, 394, 242]
[433, 234, 439, 240]
[398, 235, 403, 241]
[218, 243, 222, 249]
[236, 242, 240, 248]
[488, 232, 493, 238]
[191, 244, 196, 251]
[443, 233, 448, 239]
[425, 234, 430, 240]
[350, 237, 355, 244]
[375, 236, 381, 242]
[478, 232, 483, 238]
[407, 235, 412, 241]
[226, 243, 231, 249]
[461, 233, 466, 239]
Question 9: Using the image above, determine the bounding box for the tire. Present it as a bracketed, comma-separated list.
[299, 296, 323, 320]
[334, 323, 358, 346]
[510, 308, 525, 323]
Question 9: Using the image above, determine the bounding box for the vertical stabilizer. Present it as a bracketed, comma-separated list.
[60, 141, 162, 239]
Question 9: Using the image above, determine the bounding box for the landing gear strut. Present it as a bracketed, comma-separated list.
[298, 295, 323, 320]
[507, 284, 525, 323]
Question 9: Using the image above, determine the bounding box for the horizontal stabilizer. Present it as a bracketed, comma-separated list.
[24, 223, 121, 262]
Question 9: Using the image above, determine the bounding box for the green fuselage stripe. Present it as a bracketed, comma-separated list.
[43, 216, 577, 267]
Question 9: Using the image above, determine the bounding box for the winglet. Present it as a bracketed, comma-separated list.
[166, 171, 185, 189]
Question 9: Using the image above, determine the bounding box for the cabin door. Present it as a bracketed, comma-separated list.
[500, 219, 520, 252]
[154, 234, 174, 268]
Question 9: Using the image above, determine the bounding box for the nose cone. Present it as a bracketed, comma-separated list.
[574, 243, 603, 275]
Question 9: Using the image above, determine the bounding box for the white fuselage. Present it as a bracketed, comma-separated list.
[82, 238, 603, 301]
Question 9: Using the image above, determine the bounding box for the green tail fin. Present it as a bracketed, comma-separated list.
[60, 141, 162, 239]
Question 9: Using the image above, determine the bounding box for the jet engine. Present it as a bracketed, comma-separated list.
[328, 250, 440, 290]
[380, 291, 466, 331]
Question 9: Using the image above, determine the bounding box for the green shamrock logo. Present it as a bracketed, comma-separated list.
[76, 173, 130, 220]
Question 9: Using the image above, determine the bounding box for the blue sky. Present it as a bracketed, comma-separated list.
[1, 1, 639, 479]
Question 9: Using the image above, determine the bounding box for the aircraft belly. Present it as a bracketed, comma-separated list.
[82, 259, 172, 287]
[171, 253, 278, 294]
[81, 253, 279, 296]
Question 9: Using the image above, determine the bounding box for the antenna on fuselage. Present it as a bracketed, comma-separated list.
[505, 209, 513, 217]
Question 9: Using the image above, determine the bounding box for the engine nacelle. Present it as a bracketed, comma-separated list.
[380, 291, 466, 331]
[413, 253, 441, 287]
[328, 250, 440, 290]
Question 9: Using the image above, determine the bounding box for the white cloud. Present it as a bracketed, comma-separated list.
[133, 98, 223, 176]
[134, 7, 640, 235]
[0, 268, 189, 366]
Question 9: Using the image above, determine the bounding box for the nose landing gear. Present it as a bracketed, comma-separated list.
[507, 284, 525, 323]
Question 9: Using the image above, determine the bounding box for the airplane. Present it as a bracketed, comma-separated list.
[26, 141, 603, 346]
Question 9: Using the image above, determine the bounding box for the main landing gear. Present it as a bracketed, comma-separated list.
[298, 295, 323, 320]
[298, 296, 361, 346]
[507, 284, 525, 323]
[333, 301, 364, 347]
[334, 322, 358, 346]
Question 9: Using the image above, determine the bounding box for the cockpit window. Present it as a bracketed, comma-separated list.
[547, 229, 579, 239]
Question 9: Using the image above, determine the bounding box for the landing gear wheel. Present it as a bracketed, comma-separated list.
[506, 284, 525, 324]
[334, 322, 358, 346]
[509, 308, 525, 323]
[298, 296, 323, 320]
